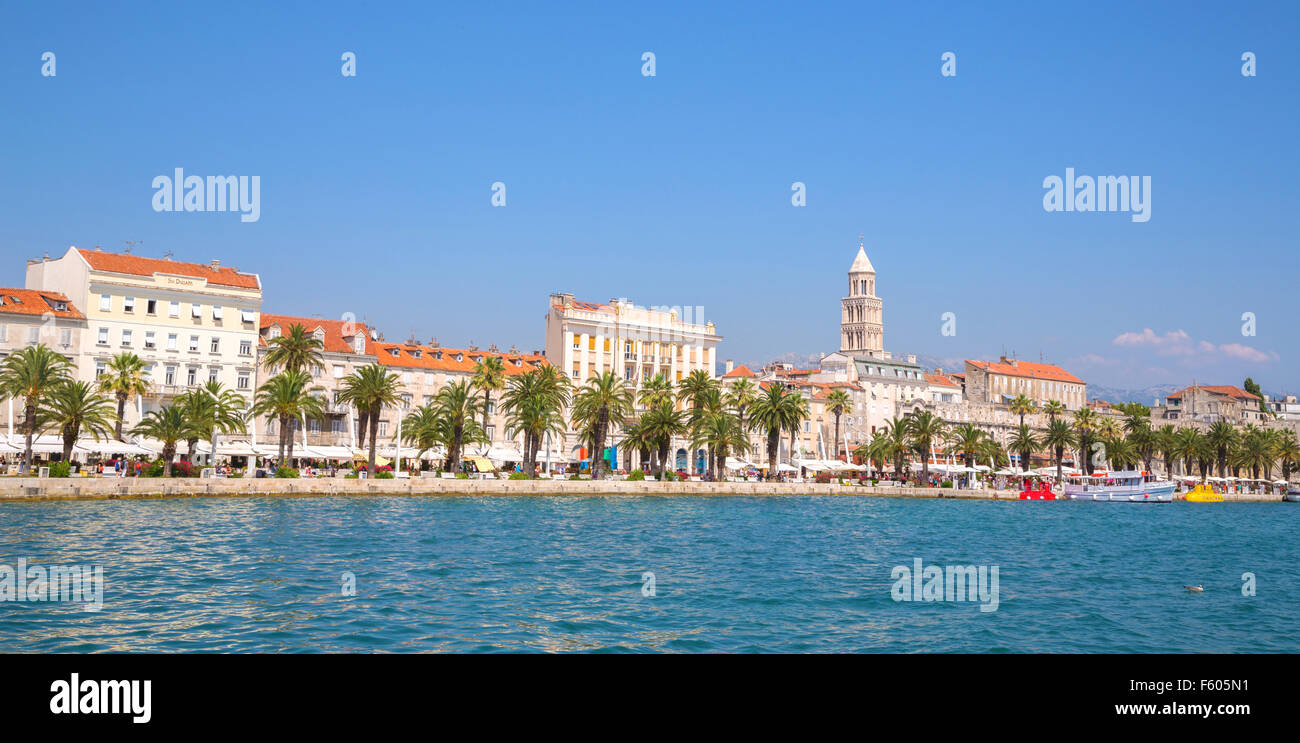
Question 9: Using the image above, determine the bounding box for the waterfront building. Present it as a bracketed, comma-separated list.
[25, 246, 262, 426]
[840, 238, 884, 354]
[1156, 384, 1266, 424]
[0, 287, 86, 433]
[1263, 394, 1300, 422]
[545, 293, 720, 387]
[963, 356, 1087, 410]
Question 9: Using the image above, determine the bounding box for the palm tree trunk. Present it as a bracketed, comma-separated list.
[357, 408, 369, 451]
[61, 425, 76, 464]
[277, 413, 288, 464]
[368, 407, 379, 474]
[482, 392, 492, 440]
[163, 444, 175, 476]
[115, 392, 127, 440]
[23, 402, 36, 470]
[767, 430, 779, 481]
[285, 418, 295, 465]
[833, 415, 842, 462]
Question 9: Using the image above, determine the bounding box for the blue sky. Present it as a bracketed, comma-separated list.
[2, 1, 1297, 393]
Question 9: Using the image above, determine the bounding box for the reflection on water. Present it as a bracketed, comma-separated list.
[0, 496, 1297, 652]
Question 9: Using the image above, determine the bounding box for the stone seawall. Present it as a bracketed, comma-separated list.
[0, 478, 1284, 502]
[0, 477, 1008, 501]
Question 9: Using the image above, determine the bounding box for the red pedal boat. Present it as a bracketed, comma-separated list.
[1019, 481, 1057, 500]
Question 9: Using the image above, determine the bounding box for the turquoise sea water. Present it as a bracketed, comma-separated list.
[0, 496, 1295, 653]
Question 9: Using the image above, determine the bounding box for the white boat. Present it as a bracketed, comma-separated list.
[1063, 470, 1175, 503]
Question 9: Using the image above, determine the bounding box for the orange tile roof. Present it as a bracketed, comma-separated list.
[375, 343, 545, 375]
[260, 313, 372, 355]
[0, 288, 84, 319]
[722, 364, 756, 378]
[76, 248, 260, 290]
[966, 359, 1083, 385]
[924, 373, 959, 388]
[1166, 385, 1260, 401]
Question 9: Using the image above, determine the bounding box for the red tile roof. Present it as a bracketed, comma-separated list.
[924, 373, 959, 388]
[0, 288, 84, 319]
[966, 359, 1083, 385]
[1166, 385, 1260, 401]
[722, 364, 756, 378]
[375, 343, 546, 375]
[76, 248, 260, 290]
[260, 314, 372, 355]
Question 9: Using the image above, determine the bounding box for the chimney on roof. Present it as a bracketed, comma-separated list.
[430, 337, 440, 348]
[725, 359, 734, 374]
[488, 343, 499, 353]
[211, 259, 220, 269]
[935, 368, 943, 375]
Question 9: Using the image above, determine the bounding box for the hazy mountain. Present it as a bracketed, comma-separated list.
[1086, 384, 1182, 406]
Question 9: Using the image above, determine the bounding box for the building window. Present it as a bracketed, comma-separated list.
[165, 367, 176, 386]
[97, 327, 109, 345]
[189, 335, 199, 352]
[212, 305, 223, 320]
[167, 333, 178, 351]
[377, 421, 388, 437]
[333, 365, 344, 379]
[402, 371, 412, 384]
[123, 297, 135, 313]
[208, 367, 219, 384]
[210, 337, 220, 353]
[424, 372, 434, 385]
[28, 326, 40, 345]
[169, 301, 180, 317]
[121, 329, 133, 346]
[485, 425, 495, 441]
[401, 394, 412, 410]
[239, 340, 252, 356]
[95, 362, 106, 378]
[241, 309, 255, 323]
[146, 299, 157, 315]
[191, 303, 202, 318]
[186, 368, 197, 386]
[99, 294, 111, 311]
[0, 325, 7, 342]
[237, 373, 250, 390]
[144, 331, 156, 349]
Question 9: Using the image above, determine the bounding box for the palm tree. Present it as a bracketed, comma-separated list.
[182, 382, 248, 466]
[1041, 419, 1078, 484]
[337, 363, 402, 473]
[470, 355, 507, 442]
[639, 372, 675, 410]
[640, 402, 687, 478]
[784, 391, 811, 464]
[1172, 427, 1202, 480]
[879, 417, 913, 478]
[39, 380, 117, 463]
[97, 352, 150, 440]
[1155, 424, 1178, 477]
[1275, 431, 1300, 484]
[252, 370, 326, 467]
[905, 410, 948, 483]
[1194, 435, 1216, 483]
[401, 404, 446, 463]
[434, 379, 487, 474]
[1127, 423, 1157, 474]
[1104, 435, 1141, 470]
[946, 423, 987, 469]
[0, 344, 72, 470]
[749, 383, 805, 480]
[1009, 394, 1037, 427]
[1071, 408, 1099, 475]
[677, 369, 719, 411]
[1118, 402, 1151, 434]
[262, 323, 325, 374]
[691, 410, 749, 480]
[1206, 421, 1238, 479]
[1009, 424, 1038, 472]
[824, 388, 852, 462]
[500, 365, 571, 478]
[724, 378, 759, 457]
[131, 405, 191, 476]
[1041, 399, 1066, 423]
[571, 370, 634, 479]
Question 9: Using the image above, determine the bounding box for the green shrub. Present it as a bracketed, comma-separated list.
[940, 480, 954, 488]
[455, 473, 469, 480]
[344, 473, 358, 479]
[508, 472, 530, 480]
[275, 466, 299, 478]
[659, 471, 675, 481]
[375, 471, 395, 479]
[49, 461, 72, 478]
[627, 469, 646, 481]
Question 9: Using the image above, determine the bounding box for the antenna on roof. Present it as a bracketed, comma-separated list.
[121, 240, 143, 255]
[163, 251, 173, 261]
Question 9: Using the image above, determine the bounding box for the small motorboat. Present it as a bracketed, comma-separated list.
[1284, 487, 1300, 503]
[1019, 480, 1057, 501]
[1184, 483, 1223, 503]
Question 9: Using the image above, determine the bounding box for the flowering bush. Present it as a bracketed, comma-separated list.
[814, 472, 832, 483]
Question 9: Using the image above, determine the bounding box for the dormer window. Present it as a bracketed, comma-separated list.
[268, 326, 281, 339]
[455, 353, 463, 362]
[390, 349, 400, 358]
[412, 350, 422, 358]
[434, 352, 443, 360]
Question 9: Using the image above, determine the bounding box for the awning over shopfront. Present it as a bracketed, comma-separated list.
[465, 456, 495, 472]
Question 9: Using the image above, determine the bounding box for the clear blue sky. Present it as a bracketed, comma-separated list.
[2, 1, 1297, 392]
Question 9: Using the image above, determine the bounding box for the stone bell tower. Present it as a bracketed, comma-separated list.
[840, 235, 883, 354]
